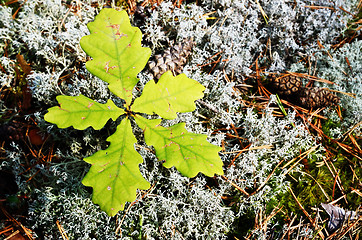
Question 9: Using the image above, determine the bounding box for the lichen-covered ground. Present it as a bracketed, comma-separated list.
[0, 0, 361, 239]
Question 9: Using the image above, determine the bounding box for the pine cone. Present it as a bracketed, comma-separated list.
[148, 38, 194, 80]
[299, 87, 340, 108]
[269, 75, 303, 96]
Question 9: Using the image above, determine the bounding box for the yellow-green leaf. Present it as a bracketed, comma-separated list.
[135, 115, 224, 178]
[44, 95, 125, 130]
[82, 117, 150, 216]
[80, 9, 151, 105]
[132, 71, 205, 119]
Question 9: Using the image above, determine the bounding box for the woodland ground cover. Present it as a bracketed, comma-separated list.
[0, 0, 361, 239]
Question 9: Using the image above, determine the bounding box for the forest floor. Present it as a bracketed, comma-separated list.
[0, 0, 361, 239]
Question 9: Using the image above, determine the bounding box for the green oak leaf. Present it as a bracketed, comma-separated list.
[132, 71, 205, 119]
[80, 9, 151, 105]
[82, 117, 150, 216]
[44, 95, 124, 130]
[135, 115, 224, 178]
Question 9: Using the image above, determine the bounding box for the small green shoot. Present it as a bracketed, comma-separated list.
[44, 8, 224, 216]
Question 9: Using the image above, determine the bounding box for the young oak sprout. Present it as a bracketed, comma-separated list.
[44, 8, 223, 216]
